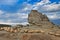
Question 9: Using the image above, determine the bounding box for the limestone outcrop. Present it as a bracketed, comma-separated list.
[28, 10, 55, 28]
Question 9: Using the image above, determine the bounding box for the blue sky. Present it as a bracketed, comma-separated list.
[0, 0, 60, 25]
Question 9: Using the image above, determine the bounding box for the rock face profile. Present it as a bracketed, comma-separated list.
[28, 10, 55, 28]
[28, 10, 49, 24]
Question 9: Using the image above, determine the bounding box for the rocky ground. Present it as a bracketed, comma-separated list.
[0, 28, 60, 40]
[0, 31, 18, 40]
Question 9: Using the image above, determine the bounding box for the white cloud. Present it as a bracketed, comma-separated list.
[0, 10, 4, 15]
[33, 0, 51, 10]
[47, 14, 60, 20]
[0, 19, 12, 23]
[41, 3, 60, 12]
[33, 0, 60, 11]
[21, 3, 33, 12]
[46, 12, 60, 20]
[0, 0, 19, 5]
[32, 0, 60, 20]
[21, 22, 29, 25]
[42, 0, 50, 3]
[17, 13, 28, 18]
[0, 10, 28, 24]
[0, 22, 29, 25]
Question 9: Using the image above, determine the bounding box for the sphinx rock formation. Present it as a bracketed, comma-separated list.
[28, 10, 55, 28]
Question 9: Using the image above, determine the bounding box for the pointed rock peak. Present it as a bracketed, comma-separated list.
[29, 10, 41, 17]
[28, 10, 51, 25]
[31, 10, 38, 12]
[31, 10, 42, 14]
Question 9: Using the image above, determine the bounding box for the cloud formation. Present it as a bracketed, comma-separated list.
[0, 0, 19, 5]
[32, 0, 60, 20]
[19, 0, 60, 20]
[0, 10, 28, 24]
[0, 0, 60, 24]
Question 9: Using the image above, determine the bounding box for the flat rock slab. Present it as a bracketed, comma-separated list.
[20, 33, 60, 40]
[0, 31, 18, 40]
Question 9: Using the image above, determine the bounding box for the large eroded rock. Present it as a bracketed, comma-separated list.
[28, 10, 55, 28]
[28, 10, 50, 24]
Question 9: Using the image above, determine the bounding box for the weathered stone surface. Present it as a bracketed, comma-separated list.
[0, 31, 18, 40]
[28, 10, 55, 28]
[28, 10, 49, 24]
[20, 33, 60, 40]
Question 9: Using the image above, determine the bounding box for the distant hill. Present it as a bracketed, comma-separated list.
[0, 24, 11, 27]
